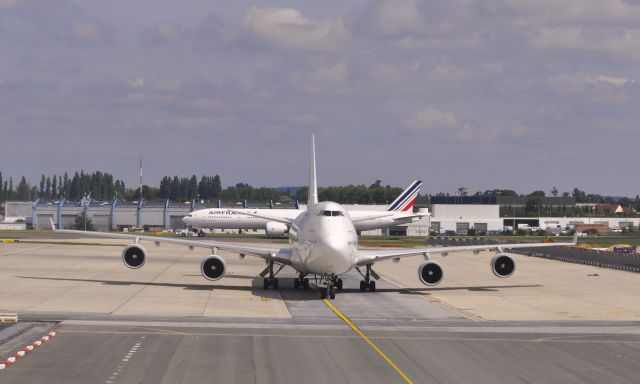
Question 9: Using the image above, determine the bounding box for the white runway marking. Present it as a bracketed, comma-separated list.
[104, 336, 145, 383]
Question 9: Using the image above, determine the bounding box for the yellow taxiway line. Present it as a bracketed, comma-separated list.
[322, 299, 414, 384]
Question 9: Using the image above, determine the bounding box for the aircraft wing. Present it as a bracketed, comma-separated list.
[388, 211, 430, 224]
[356, 233, 579, 266]
[50, 221, 293, 265]
[227, 209, 293, 225]
[350, 212, 395, 223]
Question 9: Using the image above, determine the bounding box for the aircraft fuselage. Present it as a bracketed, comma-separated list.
[289, 201, 358, 275]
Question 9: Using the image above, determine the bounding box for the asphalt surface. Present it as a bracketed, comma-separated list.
[2, 240, 640, 383]
[3, 274, 640, 383]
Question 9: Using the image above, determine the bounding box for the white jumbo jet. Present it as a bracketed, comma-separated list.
[182, 180, 426, 236]
[51, 135, 578, 300]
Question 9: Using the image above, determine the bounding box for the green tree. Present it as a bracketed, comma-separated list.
[189, 175, 198, 199]
[572, 187, 586, 203]
[45, 177, 51, 199]
[39, 175, 45, 198]
[16, 176, 30, 201]
[52, 175, 58, 199]
[524, 198, 541, 217]
[72, 213, 95, 231]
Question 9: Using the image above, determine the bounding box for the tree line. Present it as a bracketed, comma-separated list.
[4, 170, 639, 210]
[0, 171, 126, 202]
[294, 181, 404, 205]
[0, 171, 407, 206]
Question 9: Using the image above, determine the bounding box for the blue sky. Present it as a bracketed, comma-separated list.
[1, 0, 639, 196]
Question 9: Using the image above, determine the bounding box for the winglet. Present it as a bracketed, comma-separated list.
[308, 134, 318, 206]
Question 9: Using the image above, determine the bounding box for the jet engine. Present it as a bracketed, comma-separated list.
[200, 254, 227, 281]
[265, 221, 289, 237]
[491, 253, 515, 278]
[122, 244, 146, 269]
[418, 260, 444, 286]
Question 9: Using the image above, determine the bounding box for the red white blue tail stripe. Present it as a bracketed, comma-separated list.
[386, 180, 422, 212]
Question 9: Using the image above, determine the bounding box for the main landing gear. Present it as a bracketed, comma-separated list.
[262, 260, 285, 290]
[293, 273, 310, 290]
[318, 274, 343, 300]
[357, 264, 377, 292]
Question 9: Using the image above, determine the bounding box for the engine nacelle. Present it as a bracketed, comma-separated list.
[418, 260, 444, 286]
[122, 244, 146, 269]
[265, 221, 289, 237]
[491, 253, 515, 278]
[200, 254, 227, 281]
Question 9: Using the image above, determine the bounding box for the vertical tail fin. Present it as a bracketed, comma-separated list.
[386, 180, 422, 211]
[308, 134, 318, 206]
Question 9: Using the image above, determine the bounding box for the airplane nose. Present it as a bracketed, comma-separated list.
[314, 235, 354, 274]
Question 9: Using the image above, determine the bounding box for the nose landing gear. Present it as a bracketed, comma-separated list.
[319, 273, 342, 300]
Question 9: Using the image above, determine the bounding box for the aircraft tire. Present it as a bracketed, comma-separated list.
[369, 280, 376, 292]
[273, 278, 279, 290]
[329, 288, 336, 300]
[336, 279, 343, 290]
[359, 281, 366, 292]
[320, 287, 327, 299]
[263, 278, 269, 290]
[294, 279, 299, 289]
[303, 278, 310, 289]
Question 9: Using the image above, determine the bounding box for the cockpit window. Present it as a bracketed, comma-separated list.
[320, 210, 344, 216]
[323, 211, 332, 216]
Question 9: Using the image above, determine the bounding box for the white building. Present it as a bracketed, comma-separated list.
[406, 204, 502, 235]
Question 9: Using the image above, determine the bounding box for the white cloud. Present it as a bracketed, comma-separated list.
[0, 0, 20, 9]
[454, 121, 531, 141]
[405, 106, 458, 131]
[143, 20, 182, 44]
[290, 63, 348, 94]
[547, 73, 635, 94]
[529, 26, 640, 58]
[71, 20, 107, 42]
[587, 75, 632, 87]
[191, 98, 222, 110]
[481, 0, 640, 25]
[244, 7, 349, 51]
[284, 113, 319, 125]
[357, 0, 425, 37]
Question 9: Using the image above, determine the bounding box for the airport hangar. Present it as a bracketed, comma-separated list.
[5, 194, 640, 235]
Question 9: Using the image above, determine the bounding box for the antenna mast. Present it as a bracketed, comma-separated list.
[139, 158, 143, 201]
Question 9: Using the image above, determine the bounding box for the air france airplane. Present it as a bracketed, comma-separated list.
[182, 180, 426, 236]
[52, 135, 578, 300]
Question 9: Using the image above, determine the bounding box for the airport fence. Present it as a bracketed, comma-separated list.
[512, 246, 640, 273]
[425, 237, 640, 273]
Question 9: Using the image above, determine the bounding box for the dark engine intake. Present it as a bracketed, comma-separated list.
[418, 260, 444, 286]
[491, 253, 515, 278]
[122, 244, 147, 269]
[201, 255, 226, 281]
